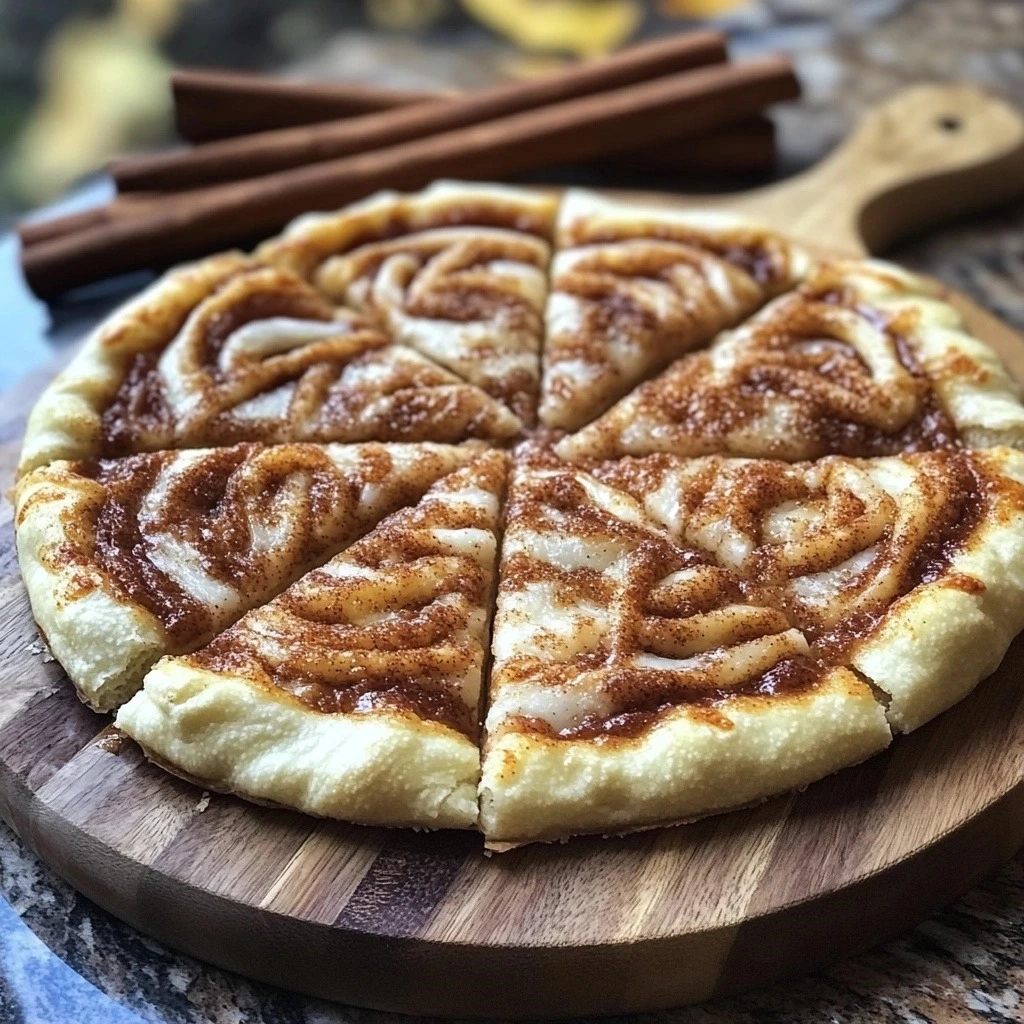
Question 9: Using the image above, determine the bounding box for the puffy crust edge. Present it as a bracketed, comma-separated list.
[18, 252, 251, 476]
[116, 659, 481, 830]
[833, 259, 1024, 451]
[259, 179, 558, 282]
[478, 668, 891, 847]
[852, 446, 1024, 733]
[14, 466, 166, 711]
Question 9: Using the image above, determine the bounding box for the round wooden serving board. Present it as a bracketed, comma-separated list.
[3, 84, 1024, 1018]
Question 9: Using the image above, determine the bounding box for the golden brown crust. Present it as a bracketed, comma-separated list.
[260, 182, 557, 424]
[538, 191, 810, 432]
[558, 259, 1024, 462]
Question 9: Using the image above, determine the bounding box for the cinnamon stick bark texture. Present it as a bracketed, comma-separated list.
[173, 69, 441, 142]
[23, 56, 800, 297]
[111, 30, 729, 192]
[606, 115, 776, 174]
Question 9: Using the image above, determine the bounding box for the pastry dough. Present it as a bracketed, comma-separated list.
[480, 446, 891, 846]
[538, 190, 810, 432]
[592, 446, 1024, 733]
[15, 183, 1024, 847]
[116, 450, 506, 829]
[19, 256, 518, 476]
[260, 181, 557, 424]
[559, 260, 1024, 461]
[15, 441, 478, 710]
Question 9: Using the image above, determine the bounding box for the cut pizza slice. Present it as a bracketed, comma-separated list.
[593, 446, 1024, 733]
[115, 449, 507, 830]
[259, 180, 557, 424]
[538, 189, 810, 432]
[15, 441, 479, 711]
[558, 259, 1024, 461]
[19, 254, 520, 475]
[479, 446, 891, 848]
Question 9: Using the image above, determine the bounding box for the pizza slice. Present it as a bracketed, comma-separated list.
[558, 259, 1024, 461]
[479, 446, 891, 848]
[537, 189, 810, 432]
[593, 446, 1024, 732]
[15, 441, 478, 711]
[115, 449, 507, 830]
[19, 255, 519, 475]
[259, 180, 557, 424]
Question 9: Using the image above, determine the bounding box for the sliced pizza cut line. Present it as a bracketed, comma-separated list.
[557, 259, 1024, 463]
[479, 446, 891, 847]
[259, 181, 558, 426]
[537, 189, 811, 433]
[115, 449, 508, 831]
[15, 441, 481, 711]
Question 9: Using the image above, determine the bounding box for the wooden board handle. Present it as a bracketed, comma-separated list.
[729, 84, 1024, 254]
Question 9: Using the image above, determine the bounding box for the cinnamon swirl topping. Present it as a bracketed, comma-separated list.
[558, 260, 1024, 463]
[99, 261, 521, 454]
[486, 446, 824, 744]
[186, 450, 508, 736]
[592, 448, 1003, 660]
[22, 441, 477, 648]
[260, 182, 558, 424]
[538, 190, 810, 432]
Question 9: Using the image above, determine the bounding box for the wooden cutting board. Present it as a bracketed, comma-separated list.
[2, 84, 1024, 1019]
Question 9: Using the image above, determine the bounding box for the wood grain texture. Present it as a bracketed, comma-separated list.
[4, 85, 1024, 1014]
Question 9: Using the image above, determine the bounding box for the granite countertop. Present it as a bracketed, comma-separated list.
[4, 1, 1024, 1021]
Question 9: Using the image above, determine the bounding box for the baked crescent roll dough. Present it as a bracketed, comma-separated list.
[15, 441, 478, 710]
[117, 451, 507, 829]
[559, 259, 1024, 462]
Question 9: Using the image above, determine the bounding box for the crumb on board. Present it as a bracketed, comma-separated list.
[97, 727, 125, 754]
[26, 639, 54, 663]
[196, 792, 211, 813]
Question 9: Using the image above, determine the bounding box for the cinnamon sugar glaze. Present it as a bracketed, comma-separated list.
[558, 280, 963, 462]
[98, 262, 523, 453]
[489, 445, 1000, 743]
[177, 451, 507, 737]
[46, 442, 461, 653]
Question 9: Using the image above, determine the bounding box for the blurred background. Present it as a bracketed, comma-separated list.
[2, 0, 1024, 390]
[3, 0, 1024, 223]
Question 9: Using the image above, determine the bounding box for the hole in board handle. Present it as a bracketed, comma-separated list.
[937, 115, 963, 132]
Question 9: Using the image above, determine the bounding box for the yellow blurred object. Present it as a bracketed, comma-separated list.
[6, 16, 171, 205]
[366, 0, 448, 31]
[460, 0, 642, 55]
[658, 0, 748, 17]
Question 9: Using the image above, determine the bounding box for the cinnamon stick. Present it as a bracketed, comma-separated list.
[111, 31, 729, 192]
[23, 57, 800, 298]
[19, 114, 775, 252]
[173, 68, 441, 142]
[606, 115, 776, 174]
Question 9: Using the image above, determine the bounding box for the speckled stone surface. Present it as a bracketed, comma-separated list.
[4, 1, 1024, 1020]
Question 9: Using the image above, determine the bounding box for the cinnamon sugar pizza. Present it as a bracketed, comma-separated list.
[559, 260, 1024, 461]
[15, 183, 1024, 846]
[15, 441, 477, 710]
[538, 189, 810, 431]
[116, 450, 505, 829]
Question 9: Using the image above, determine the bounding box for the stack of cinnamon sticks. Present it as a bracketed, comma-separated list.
[19, 31, 800, 299]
